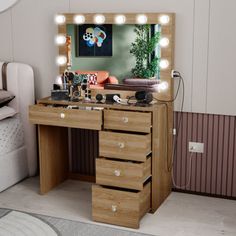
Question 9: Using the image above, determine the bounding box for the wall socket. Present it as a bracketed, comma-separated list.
[189, 142, 204, 153]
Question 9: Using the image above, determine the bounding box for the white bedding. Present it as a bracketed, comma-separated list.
[0, 114, 24, 155]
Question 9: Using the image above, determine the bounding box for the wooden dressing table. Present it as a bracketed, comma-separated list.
[31, 11, 175, 229]
[29, 92, 172, 228]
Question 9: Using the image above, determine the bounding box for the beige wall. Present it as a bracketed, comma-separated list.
[0, 0, 235, 115]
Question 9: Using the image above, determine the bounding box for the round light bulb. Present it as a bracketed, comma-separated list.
[94, 14, 105, 24]
[55, 35, 66, 45]
[115, 15, 126, 25]
[159, 59, 169, 69]
[54, 14, 66, 25]
[136, 14, 148, 24]
[159, 37, 170, 47]
[159, 15, 170, 25]
[56, 56, 67, 66]
[158, 81, 169, 92]
[74, 15, 85, 24]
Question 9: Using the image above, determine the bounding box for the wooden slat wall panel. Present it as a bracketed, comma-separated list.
[71, 128, 98, 176]
[173, 112, 236, 198]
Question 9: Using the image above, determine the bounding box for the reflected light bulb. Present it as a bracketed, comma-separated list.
[159, 15, 170, 25]
[74, 15, 85, 24]
[94, 14, 105, 24]
[159, 37, 169, 47]
[136, 14, 148, 24]
[55, 35, 66, 45]
[159, 59, 169, 69]
[158, 81, 169, 92]
[56, 56, 67, 66]
[115, 15, 126, 25]
[54, 14, 66, 25]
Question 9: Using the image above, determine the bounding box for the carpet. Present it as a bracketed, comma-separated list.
[0, 208, 153, 236]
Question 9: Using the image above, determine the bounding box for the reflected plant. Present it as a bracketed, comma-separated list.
[130, 25, 160, 78]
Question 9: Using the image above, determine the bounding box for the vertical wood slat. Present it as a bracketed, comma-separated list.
[71, 128, 98, 177]
[173, 111, 236, 198]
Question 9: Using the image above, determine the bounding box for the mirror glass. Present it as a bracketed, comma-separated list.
[66, 24, 161, 82]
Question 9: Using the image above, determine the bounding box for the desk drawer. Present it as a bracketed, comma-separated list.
[92, 183, 151, 228]
[96, 158, 151, 190]
[104, 110, 151, 133]
[99, 131, 151, 162]
[29, 105, 102, 130]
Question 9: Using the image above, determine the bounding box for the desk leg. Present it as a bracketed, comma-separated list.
[38, 125, 69, 194]
[151, 105, 172, 212]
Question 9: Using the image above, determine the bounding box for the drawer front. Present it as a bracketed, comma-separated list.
[29, 105, 102, 130]
[92, 183, 151, 228]
[96, 158, 151, 190]
[99, 131, 151, 162]
[104, 110, 151, 133]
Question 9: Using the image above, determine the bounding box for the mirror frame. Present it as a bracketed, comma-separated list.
[56, 13, 175, 100]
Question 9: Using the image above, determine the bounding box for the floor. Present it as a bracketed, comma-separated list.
[0, 178, 236, 236]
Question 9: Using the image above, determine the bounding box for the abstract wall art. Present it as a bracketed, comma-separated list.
[76, 24, 112, 57]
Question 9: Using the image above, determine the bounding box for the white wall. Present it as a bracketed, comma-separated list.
[0, 0, 235, 116]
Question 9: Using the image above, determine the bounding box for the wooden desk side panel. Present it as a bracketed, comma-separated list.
[151, 105, 172, 212]
[38, 125, 69, 194]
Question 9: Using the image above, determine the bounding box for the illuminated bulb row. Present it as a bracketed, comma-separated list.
[55, 14, 170, 25]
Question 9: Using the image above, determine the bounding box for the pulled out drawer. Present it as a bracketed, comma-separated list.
[99, 131, 151, 162]
[104, 110, 151, 133]
[92, 183, 151, 228]
[96, 157, 151, 190]
[29, 105, 102, 130]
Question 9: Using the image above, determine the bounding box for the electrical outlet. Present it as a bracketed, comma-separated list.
[189, 142, 204, 153]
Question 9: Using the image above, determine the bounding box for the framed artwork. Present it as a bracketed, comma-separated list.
[76, 24, 112, 57]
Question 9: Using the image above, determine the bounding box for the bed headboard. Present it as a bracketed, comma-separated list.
[0, 62, 37, 176]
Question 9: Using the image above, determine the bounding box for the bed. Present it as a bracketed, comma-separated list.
[0, 62, 37, 192]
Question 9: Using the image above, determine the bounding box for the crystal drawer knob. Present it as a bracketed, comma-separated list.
[60, 113, 65, 119]
[111, 205, 117, 212]
[122, 117, 129, 123]
[118, 142, 125, 149]
[114, 169, 121, 177]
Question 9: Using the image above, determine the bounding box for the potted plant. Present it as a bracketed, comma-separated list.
[130, 25, 160, 79]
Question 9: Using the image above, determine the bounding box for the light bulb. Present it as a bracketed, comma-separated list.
[74, 15, 85, 24]
[56, 56, 67, 66]
[136, 14, 148, 24]
[159, 59, 169, 69]
[55, 35, 66, 45]
[115, 15, 126, 25]
[94, 14, 105, 24]
[159, 37, 169, 47]
[159, 15, 170, 25]
[157, 81, 169, 92]
[54, 14, 66, 25]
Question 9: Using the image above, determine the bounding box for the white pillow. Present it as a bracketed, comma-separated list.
[0, 106, 17, 120]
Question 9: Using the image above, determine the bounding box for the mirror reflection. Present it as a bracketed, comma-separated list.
[65, 24, 162, 87]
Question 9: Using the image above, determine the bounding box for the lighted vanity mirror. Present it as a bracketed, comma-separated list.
[55, 13, 175, 99]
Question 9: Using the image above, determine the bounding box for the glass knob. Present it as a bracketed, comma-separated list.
[118, 142, 125, 149]
[114, 169, 121, 177]
[60, 113, 65, 119]
[111, 205, 117, 212]
[122, 117, 129, 123]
